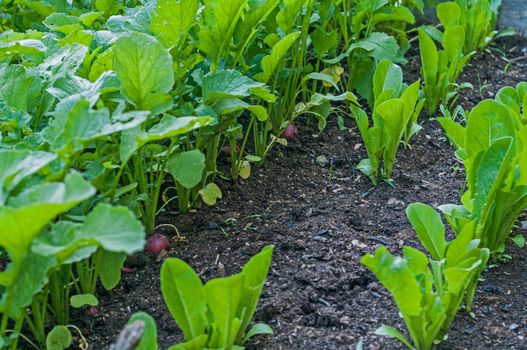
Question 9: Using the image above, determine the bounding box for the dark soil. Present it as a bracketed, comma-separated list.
[57, 36, 527, 350]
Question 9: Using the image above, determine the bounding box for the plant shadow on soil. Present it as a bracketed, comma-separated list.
[46, 36, 527, 350]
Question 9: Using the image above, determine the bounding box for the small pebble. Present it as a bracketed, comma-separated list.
[339, 316, 351, 326]
[316, 155, 329, 167]
[315, 156, 329, 168]
[464, 326, 478, 335]
[313, 236, 327, 243]
[509, 323, 520, 331]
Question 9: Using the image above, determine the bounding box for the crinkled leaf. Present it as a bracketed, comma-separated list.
[203, 70, 266, 103]
[198, 0, 248, 70]
[114, 32, 174, 113]
[119, 116, 212, 163]
[0, 173, 94, 262]
[150, 0, 198, 48]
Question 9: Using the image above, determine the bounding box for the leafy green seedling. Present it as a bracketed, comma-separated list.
[362, 203, 489, 350]
[438, 96, 527, 253]
[419, 4, 473, 116]
[161, 245, 275, 349]
[351, 60, 423, 185]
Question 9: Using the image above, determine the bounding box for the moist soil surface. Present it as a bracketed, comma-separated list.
[62, 36, 527, 350]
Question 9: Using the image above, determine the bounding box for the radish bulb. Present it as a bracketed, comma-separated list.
[222, 144, 240, 156]
[281, 124, 298, 141]
[146, 233, 170, 254]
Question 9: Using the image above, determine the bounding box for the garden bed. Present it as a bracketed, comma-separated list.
[67, 36, 527, 350]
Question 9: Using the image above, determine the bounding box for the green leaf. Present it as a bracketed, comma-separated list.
[205, 274, 244, 348]
[199, 183, 222, 206]
[375, 325, 413, 349]
[42, 13, 83, 34]
[304, 72, 339, 91]
[81, 204, 145, 252]
[113, 32, 174, 113]
[168, 150, 206, 189]
[254, 32, 301, 83]
[89, 49, 114, 81]
[276, 0, 307, 33]
[371, 6, 415, 26]
[46, 326, 72, 350]
[406, 203, 447, 260]
[465, 100, 517, 159]
[70, 294, 99, 308]
[98, 251, 127, 290]
[325, 32, 401, 65]
[33, 204, 145, 265]
[243, 323, 273, 342]
[444, 259, 481, 295]
[168, 335, 207, 350]
[376, 98, 406, 179]
[0, 150, 56, 205]
[80, 12, 104, 26]
[311, 27, 338, 59]
[106, 3, 156, 34]
[150, 0, 198, 48]
[95, 0, 122, 17]
[0, 173, 95, 262]
[236, 245, 274, 342]
[233, 0, 279, 49]
[3, 252, 55, 318]
[437, 117, 466, 150]
[128, 312, 158, 350]
[203, 70, 267, 103]
[445, 221, 477, 266]
[472, 137, 513, 219]
[0, 64, 41, 112]
[361, 247, 422, 317]
[437, 2, 461, 28]
[43, 97, 148, 156]
[247, 105, 268, 122]
[198, 0, 248, 71]
[0, 38, 46, 62]
[418, 28, 440, 114]
[119, 116, 212, 163]
[161, 258, 207, 340]
[373, 59, 403, 104]
[511, 234, 526, 248]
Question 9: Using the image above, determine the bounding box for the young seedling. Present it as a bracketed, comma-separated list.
[362, 203, 489, 350]
[351, 60, 424, 185]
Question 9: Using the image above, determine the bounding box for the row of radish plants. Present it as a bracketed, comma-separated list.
[0, 0, 524, 348]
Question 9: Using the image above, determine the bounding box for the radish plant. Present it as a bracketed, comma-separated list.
[0, 150, 145, 349]
[322, 0, 420, 101]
